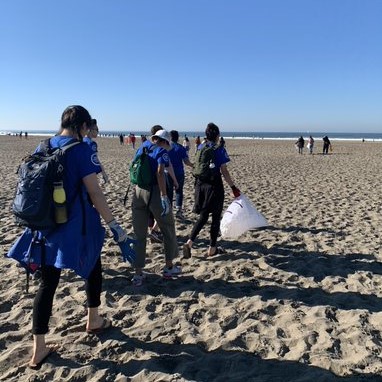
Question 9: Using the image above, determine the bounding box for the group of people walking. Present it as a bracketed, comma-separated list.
[295, 135, 331, 155]
[7, 106, 240, 369]
[130, 123, 239, 284]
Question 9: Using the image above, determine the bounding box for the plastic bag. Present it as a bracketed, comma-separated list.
[220, 194, 268, 239]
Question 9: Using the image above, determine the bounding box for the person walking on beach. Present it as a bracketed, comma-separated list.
[194, 135, 201, 153]
[140, 125, 177, 244]
[84, 119, 109, 183]
[183, 135, 190, 152]
[307, 135, 314, 154]
[295, 136, 304, 154]
[131, 128, 180, 287]
[7, 105, 130, 369]
[183, 123, 240, 258]
[130, 133, 136, 149]
[323, 135, 331, 155]
[167, 130, 193, 221]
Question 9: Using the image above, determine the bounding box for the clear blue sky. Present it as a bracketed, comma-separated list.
[1, 0, 381, 133]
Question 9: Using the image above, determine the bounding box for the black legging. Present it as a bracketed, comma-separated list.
[190, 208, 222, 247]
[32, 257, 102, 335]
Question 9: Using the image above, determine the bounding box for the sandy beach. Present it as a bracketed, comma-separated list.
[1, 135, 382, 381]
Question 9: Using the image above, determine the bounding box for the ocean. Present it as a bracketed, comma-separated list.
[1, 130, 382, 141]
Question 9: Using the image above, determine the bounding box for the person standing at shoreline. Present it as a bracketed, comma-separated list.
[307, 135, 314, 154]
[323, 135, 331, 155]
[295, 136, 304, 154]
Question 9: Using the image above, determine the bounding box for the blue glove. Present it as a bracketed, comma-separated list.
[117, 237, 137, 265]
[161, 196, 171, 216]
[108, 220, 128, 242]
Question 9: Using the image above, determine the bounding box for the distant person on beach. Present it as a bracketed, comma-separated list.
[7, 105, 130, 369]
[25, 131, 28, 139]
[84, 119, 109, 183]
[295, 136, 304, 154]
[183, 123, 240, 258]
[119, 133, 124, 145]
[323, 136, 331, 155]
[130, 127, 180, 287]
[130, 133, 136, 149]
[307, 135, 314, 154]
[219, 136, 226, 148]
[183, 135, 190, 152]
[194, 135, 201, 153]
[167, 130, 193, 221]
[141, 134, 147, 143]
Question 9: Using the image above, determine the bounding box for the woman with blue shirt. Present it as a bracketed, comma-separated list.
[166, 130, 193, 220]
[183, 123, 240, 258]
[8, 105, 129, 369]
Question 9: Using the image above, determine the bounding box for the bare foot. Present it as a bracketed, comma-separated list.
[86, 318, 112, 334]
[29, 344, 58, 370]
[86, 315, 108, 332]
[207, 246, 226, 257]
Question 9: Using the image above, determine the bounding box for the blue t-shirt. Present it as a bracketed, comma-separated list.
[83, 137, 101, 174]
[48, 136, 101, 204]
[168, 142, 189, 177]
[8, 135, 105, 279]
[83, 136, 98, 152]
[134, 140, 170, 185]
[197, 142, 230, 171]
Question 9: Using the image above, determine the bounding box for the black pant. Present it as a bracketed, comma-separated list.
[32, 258, 102, 335]
[190, 178, 224, 247]
[190, 208, 222, 247]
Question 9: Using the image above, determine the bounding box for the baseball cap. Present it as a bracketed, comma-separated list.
[152, 129, 171, 144]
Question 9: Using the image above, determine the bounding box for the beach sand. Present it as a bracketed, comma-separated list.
[1, 135, 382, 381]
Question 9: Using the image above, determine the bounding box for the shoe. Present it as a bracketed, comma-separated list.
[132, 273, 146, 287]
[149, 230, 163, 243]
[176, 209, 185, 221]
[163, 265, 182, 279]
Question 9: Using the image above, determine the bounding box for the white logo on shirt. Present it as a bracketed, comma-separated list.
[91, 153, 100, 166]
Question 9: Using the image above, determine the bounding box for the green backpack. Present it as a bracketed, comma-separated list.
[193, 144, 218, 183]
[129, 147, 153, 189]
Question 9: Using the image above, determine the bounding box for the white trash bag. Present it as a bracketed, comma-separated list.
[220, 194, 268, 239]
